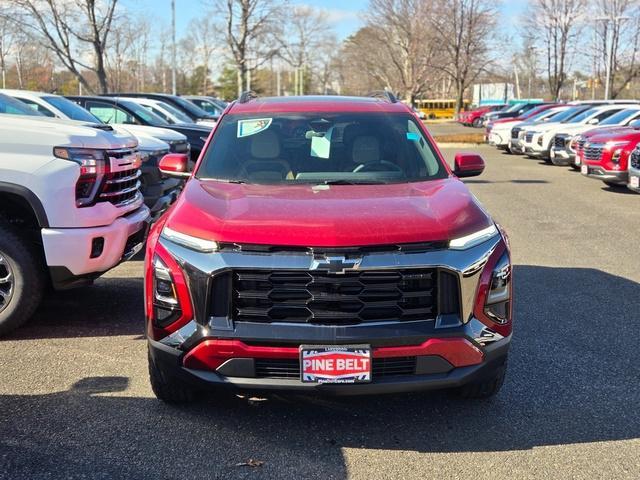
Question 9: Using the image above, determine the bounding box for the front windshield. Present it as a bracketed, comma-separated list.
[565, 107, 598, 123]
[44, 96, 101, 122]
[119, 99, 170, 126]
[528, 108, 563, 122]
[197, 112, 448, 185]
[0, 94, 42, 116]
[158, 101, 193, 123]
[599, 108, 640, 126]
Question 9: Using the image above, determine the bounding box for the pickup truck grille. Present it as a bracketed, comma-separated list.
[584, 143, 604, 162]
[511, 127, 521, 139]
[630, 147, 640, 169]
[525, 132, 534, 143]
[98, 149, 142, 207]
[255, 356, 416, 379]
[230, 268, 446, 325]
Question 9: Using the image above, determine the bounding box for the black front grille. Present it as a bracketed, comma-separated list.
[630, 147, 640, 169]
[525, 132, 534, 143]
[231, 268, 440, 325]
[511, 127, 521, 139]
[99, 168, 141, 206]
[584, 143, 604, 162]
[553, 135, 568, 149]
[254, 356, 416, 379]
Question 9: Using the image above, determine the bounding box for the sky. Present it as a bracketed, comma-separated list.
[121, 0, 529, 41]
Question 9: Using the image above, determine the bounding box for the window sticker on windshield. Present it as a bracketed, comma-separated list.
[237, 118, 272, 138]
[406, 132, 420, 141]
[310, 128, 333, 159]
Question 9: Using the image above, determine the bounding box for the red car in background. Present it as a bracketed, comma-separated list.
[458, 104, 506, 127]
[580, 126, 640, 186]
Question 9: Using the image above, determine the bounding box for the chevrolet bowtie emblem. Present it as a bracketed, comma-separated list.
[310, 255, 362, 274]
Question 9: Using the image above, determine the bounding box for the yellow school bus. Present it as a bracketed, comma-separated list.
[415, 99, 470, 119]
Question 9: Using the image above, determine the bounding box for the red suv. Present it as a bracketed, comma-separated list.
[580, 126, 640, 186]
[145, 93, 512, 403]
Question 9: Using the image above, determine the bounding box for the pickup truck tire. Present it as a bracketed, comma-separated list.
[0, 221, 44, 335]
[454, 359, 507, 399]
[148, 348, 198, 404]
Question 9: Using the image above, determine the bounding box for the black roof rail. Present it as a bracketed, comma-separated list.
[238, 90, 258, 104]
[367, 90, 398, 103]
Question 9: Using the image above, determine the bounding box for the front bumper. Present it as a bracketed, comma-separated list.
[550, 147, 574, 166]
[43, 205, 150, 288]
[149, 332, 510, 395]
[582, 164, 628, 184]
[149, 233, 511, 395]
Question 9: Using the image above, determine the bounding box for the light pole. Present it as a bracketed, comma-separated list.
[171, 0, 177, 95]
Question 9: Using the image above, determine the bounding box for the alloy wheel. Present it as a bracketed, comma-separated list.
[0, 254, 15, 314]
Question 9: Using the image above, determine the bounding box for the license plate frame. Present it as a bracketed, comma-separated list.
[631, 175, 640, 189]
[300, 345, 372, 384]
[581, 164, 589, 175]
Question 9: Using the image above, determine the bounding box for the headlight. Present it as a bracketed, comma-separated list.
[606, 141, 629, 164]
[53, 147, 107, 207]
[449, 224, 498, 250]
[484, 251, 511, 324]
[161, 226, 218, 252]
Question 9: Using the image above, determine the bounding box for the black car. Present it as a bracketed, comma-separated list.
[104, 93, 217, 124]
[66, 96, 211, 164]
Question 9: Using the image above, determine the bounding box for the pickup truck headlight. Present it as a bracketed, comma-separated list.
[53, 146, 107, 207]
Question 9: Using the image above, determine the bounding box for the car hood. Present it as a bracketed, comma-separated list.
[164, 178, 494, 247]
[585, 128, 640, 144]
[114, 124, 186, 142]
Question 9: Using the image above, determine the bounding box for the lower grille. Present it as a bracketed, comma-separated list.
[584, 143, 604, 162]
[254, 357, 416, 379]
[231, 268, 440, 325]
[630, 147, 640, 169]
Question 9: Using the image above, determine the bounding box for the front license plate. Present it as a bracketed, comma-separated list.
[631, 176, 640, 188]
[581, 164, 589, 175]
[300, 345, 371, 384]
[574, 156, 581, 166]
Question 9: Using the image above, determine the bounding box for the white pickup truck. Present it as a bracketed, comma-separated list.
[0, 114, 150, 334]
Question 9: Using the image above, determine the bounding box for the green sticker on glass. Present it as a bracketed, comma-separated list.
[237, 118, 272, 138]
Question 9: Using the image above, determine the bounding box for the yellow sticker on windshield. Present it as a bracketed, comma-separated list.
[237, 118, 272, 138]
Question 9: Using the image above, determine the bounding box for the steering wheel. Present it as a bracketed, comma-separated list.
[353, 161, 403, 173]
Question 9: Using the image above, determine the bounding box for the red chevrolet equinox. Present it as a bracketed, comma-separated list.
[145, 93, 512, 403]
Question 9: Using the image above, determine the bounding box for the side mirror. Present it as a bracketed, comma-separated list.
[159, 153, 191, 178]
[629, 119, 640, 129]
[587, 118, 600, 125]
[453, 152, 485, 178]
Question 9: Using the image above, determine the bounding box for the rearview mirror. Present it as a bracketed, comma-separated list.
[453, 152, 485, 178]
[159, 153, 191, 178]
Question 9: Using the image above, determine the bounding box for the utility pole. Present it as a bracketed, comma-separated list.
[171, 0, 177, 95]
[597, 15, 630, 100]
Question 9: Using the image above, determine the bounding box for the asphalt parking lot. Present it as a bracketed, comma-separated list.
[1, 124, 639, 479]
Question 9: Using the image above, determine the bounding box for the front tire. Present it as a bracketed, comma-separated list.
[0, 221, 45, 336]
[148, 348, 199, 404]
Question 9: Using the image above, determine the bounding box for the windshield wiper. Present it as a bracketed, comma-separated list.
[320, 179, 389, 185]
[201, 178, 247, 184]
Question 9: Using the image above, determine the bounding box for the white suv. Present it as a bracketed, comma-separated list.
[522, 104, 634, 160]
[0, 114, 150, 334]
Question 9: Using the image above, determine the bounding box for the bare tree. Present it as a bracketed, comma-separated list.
[430, 0, 496, 112]
[186, 16, 219, 94]
[212, 0, 282, 97]
[342, 0, 438, 103]
[524, 0, 585, 101]
[8, 0, 119, 93]
[0, 9, 15, 89]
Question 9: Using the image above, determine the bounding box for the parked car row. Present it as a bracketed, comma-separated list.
[481, 99, 640, 193]
[0, 89, 227, 335]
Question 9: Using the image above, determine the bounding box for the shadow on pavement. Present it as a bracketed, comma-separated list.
[1, 266, 639, 478]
